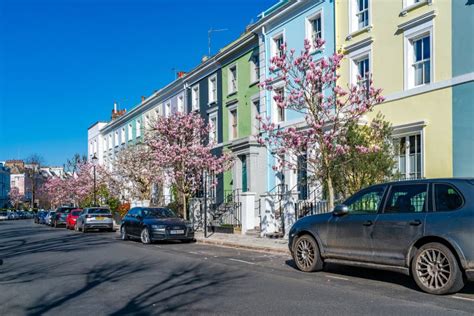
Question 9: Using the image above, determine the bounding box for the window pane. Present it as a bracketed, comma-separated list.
[384, 184, 427, 213]
[424, 61, 430, 83]
[423, 36, 430, 59]
[345, 186, 385, 214]
[435, 184, 463, 211]
[414, 39, 422, 62]
[414, 63, 423, 86]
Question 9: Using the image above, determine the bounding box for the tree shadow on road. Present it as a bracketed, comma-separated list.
[109, 263, 245, 315]
[21, 260, 245, 315]
[0, 232, 113, 260]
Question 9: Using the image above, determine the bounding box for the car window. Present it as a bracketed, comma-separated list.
[345, 186, 386, 214]
[90, 209, 110, 214]
[384, 184, 428, 213]
[434, 184, 463, 211]
[71, 211, 81, 216]
[142, 208, 176, 218]
[128, 209, 138, 217]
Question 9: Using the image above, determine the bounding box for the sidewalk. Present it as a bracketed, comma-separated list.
[194, 231, 290, 255]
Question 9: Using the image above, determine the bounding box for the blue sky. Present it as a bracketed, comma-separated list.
[0, 0, 275, 166]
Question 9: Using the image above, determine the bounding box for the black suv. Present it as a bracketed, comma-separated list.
[289, 178, 474, 295]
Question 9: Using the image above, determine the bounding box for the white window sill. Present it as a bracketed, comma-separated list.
[401, 0, 432, 17]
[346, 25, 373, 41]
[227, 91, 238, 97]
[249, 81, 259, 87]
[208, 101, 217, 106]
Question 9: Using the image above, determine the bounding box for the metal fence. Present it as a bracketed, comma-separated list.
[295, 200, 331, 220]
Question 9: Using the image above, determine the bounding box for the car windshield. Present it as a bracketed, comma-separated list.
[142, 208, 176, 218]
[71, 211, 82, 216]
[90, 209, 110, 214]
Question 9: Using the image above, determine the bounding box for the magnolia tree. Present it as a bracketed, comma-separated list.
[258, 39, 385, 209]
[44, 162, 119, 208]
[147, 111, 233, 219]
[113, 144, 162, 203]
[8, 187, 24, 209]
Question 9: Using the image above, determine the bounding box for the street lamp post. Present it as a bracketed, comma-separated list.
[92, 154, 98, 206]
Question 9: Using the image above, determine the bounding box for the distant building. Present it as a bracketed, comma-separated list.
[0, 162, 11, 208]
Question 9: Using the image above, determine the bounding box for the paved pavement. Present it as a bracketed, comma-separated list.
[194, 231, 289, 254]
[0, 220, 473, 315]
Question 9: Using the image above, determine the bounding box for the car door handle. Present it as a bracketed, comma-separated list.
[363, 220, 373, 226]
[409, 220, 422, 226]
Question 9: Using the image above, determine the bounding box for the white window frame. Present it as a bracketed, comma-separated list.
[128, 123, 133, 141]
[393, 132, 424, 180]
[251, 95, 260, 134]
[191, 85, 200, 111]
[121, 127, 125, 144]
[348, 44, 372, 86]
[136, 119, 141, 138]
[93, 139, 97, 154]
[272, 83, 285, 123]
[209, 112, 218, 144]
[305, 9, 324, 49]
[404, 20, 434, 90]
[249, 53, 259, 84]
[177, 94, 184, 113]
[349, 0, 372, 33]
[114, 131, 119, 147]
[228, 104, 238, 140]
[165, 101, 171, 117]
[208, 75, 217, 104]
[228, 65, 238, 95]
[271, 31, 285, 58]
[108, 134, 112, 150]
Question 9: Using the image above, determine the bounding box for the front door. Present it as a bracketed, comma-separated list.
[371, 183, 428, 266]
[326, 185, 387, 262]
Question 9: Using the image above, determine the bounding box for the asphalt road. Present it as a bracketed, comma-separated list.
[0, 220, 473, 316]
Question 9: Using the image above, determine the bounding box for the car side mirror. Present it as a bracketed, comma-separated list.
[332, 204, 349, 217]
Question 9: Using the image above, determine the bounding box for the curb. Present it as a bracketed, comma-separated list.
[195, 237, 290, 255]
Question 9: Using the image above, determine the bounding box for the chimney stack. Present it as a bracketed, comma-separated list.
[113, 102, 118, 113]
[141, 96, 146, 103]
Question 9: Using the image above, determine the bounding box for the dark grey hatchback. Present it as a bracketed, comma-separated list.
[120, 207, 194, 244]
[289, 178, 474, 295]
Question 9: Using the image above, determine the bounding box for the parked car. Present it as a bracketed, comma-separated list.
[66, 209, 82, 230]
[0, 211, 8, 221]
[34, 211, 44, 223]
[52, 206, 76, 228]
[75, 207, 114, 232]
[289, 178, 474, 295]
[7, 211, 15, 220]
[120, 207, 194, 244]
[44, 211, 56, 226]
[37, 211, 48, 224]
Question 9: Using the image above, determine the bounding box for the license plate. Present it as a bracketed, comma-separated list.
[96, 217, 104, 220]
[170, 230, 184, 235]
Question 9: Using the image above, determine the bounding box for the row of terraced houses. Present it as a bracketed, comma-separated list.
[88, 0, 473, 236]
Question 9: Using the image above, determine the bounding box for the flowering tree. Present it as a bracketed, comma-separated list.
[258, 39, 385, 209]
[44, 162, 119, 208]
[113, 144, 162, 202]
[8, 187, 24, 209]
[147, 111, 233, 219]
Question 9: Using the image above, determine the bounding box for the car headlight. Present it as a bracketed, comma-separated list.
[151, 225, 166, 232]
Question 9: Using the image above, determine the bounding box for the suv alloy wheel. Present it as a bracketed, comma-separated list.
[412, 242, 465, 294]
[292, 234, 323, 272]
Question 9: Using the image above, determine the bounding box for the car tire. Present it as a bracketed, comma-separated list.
[292, 234, 323, 272]
[411, 242, 465, 295]
[140, 227, 151, 244]
[120, 226, 129, 241]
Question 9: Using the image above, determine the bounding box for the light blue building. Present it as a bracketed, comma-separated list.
[0, 162, 11, 208]
[452, 0, 474, 177]
[258, 0, 335, 197]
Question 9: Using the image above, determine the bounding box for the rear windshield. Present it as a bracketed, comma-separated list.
[90, 209, 110, 214]
[71, 211, 82, 216]
[142, 208, 176, 218]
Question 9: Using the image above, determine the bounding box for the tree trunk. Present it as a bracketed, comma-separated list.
[327, 174, 335, 211]
[182, 192, 187, 220]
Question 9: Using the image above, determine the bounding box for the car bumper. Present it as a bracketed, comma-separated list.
[84, 223, 113, 229]
[150, 230, 195, 241]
